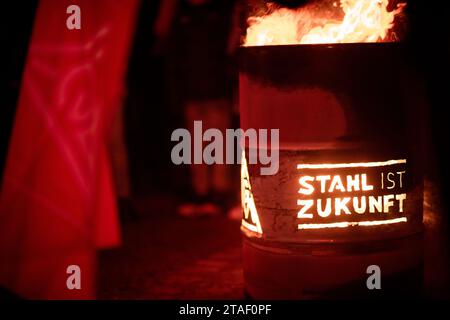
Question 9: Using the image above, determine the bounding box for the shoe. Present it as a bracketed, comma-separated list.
[177, 193, 220, 218]
[227, 205, 242, 221]
[196, 202, 221, 216]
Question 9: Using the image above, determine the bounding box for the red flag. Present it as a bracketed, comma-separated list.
[0, 0, 138, 299]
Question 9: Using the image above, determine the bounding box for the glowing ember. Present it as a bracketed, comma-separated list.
[244, 0, 406, 46]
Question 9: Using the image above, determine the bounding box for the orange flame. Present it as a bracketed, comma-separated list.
[244, 0, 406, 46]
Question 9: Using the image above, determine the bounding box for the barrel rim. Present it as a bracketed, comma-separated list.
[240, 41, 403, 52]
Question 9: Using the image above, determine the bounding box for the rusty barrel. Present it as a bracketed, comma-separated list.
[239, 43, 425, 299]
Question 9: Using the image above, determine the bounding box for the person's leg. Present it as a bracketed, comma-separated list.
[201, 99, 241, 216]
[207, 99, 242, 219]
[204, 99, 232, 195]
[109, 105, 131, 199]
[178, 101, 219, 217]
[185, 101, 210, 197]
[108, 104, 135, 220]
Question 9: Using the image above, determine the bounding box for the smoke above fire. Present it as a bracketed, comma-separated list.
[244, 0, 406, 46]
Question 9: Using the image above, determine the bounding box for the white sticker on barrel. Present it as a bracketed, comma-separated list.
[241, 151, 263, 234]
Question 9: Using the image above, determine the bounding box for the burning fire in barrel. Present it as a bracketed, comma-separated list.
[239, 0, 424, 299]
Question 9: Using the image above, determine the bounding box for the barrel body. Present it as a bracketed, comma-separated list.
[239, 43, 425, 299]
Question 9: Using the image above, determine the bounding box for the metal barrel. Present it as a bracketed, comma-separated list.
[239, 43, 425, 299]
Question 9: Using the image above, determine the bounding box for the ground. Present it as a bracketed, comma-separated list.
[98, 203, 244, 299]
[98, 181, 450, 299]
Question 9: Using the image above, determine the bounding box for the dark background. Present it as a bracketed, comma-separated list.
[1, 0, 449, 202]
[0, 0, 449, 298]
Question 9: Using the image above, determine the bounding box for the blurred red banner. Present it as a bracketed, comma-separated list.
[0, 0, 138, 299]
